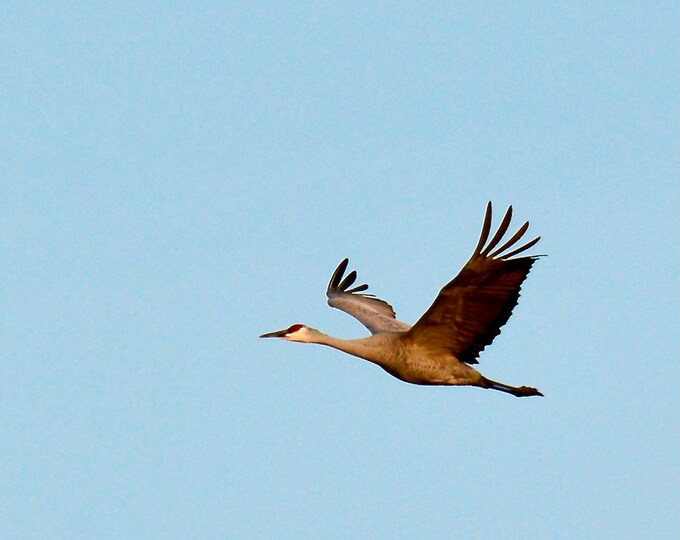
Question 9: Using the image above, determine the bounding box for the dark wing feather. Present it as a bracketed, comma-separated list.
[407, 202, 541, 364]
[326, 258, 411, 334]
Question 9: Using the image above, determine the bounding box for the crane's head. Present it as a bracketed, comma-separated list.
[259, 323, 312, 342]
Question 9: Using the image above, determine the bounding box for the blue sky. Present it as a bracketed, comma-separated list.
[2, 3, 678, 539]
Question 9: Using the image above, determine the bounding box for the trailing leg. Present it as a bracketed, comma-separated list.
[480, 376, 544, 397]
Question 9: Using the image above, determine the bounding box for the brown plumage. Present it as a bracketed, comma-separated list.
[409, 202, 540, 365]
[261, 202, 544, 397]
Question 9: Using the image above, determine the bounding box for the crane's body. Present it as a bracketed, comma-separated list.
[261, 202, 544, 398]
[279, 327, 482, 387]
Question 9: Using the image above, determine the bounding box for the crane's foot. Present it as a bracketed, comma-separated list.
[513, 386, 544, 397]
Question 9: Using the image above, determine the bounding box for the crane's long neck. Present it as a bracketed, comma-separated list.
[303, 329, 389, 365]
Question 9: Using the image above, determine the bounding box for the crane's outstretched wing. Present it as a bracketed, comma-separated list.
[326, 258, 411, 335]
[407, 202, 541, 365]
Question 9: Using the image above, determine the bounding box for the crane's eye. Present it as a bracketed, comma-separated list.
[287, 324, 304, 333]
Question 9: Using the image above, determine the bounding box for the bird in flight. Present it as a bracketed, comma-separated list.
[261, 202, 544, 397]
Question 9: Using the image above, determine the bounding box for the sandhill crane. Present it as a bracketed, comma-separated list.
[261, 202, 544, 397]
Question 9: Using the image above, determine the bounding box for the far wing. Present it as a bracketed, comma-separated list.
[326, 258, 411, 335]
[407, 202, 541, 364]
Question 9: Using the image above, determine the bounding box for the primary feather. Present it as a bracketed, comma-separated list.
[326, 258, 411, 334]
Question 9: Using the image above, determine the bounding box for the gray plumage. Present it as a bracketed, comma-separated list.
[261, 202, 544, 398]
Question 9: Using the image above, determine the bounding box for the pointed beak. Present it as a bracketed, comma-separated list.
[259, 328, 288, 338]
